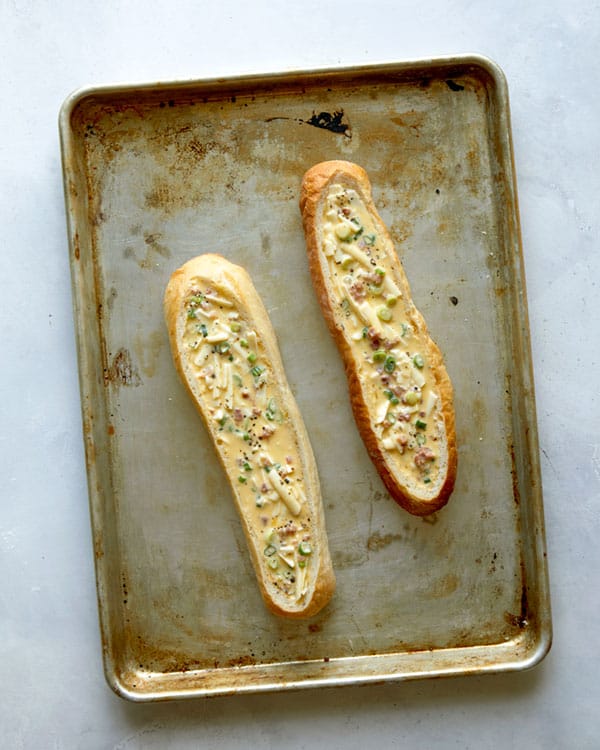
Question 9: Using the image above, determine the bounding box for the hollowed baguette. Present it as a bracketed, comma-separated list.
[300, 161, 457, 515]
[164, 253, 335, 618]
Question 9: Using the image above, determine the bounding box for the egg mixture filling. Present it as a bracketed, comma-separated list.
[181, 282, 313, 602]
[320, 183, 447, 489]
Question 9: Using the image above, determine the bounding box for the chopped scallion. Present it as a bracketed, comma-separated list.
[384, 355, 396, 373]
[383, 389, 400, 405]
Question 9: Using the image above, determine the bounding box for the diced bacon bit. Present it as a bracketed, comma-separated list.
[241, 388, 251, 399]
[341, 207, 351, 217]
[383, 337, 400, 351]
[260, 483, 269, 493]
[278, 521, 299, 537]
[414, 447, 435, 469]
[396, 434, 409, 454]
[363, 271, 383, 285]
[349, 280, 366, 302]
[252, 407, 262, 417]
[233, 408, 244, 424]
[285, 456, 293, 464]
[366, 326, 382, 348]
[260, 425, 275, 440]
[396, 410, 411, 422]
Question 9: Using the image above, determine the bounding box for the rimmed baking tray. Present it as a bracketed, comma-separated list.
[59, 54, 551, 701]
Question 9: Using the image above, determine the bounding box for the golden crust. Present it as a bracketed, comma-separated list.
[300, 161, 457, 516]
[164, 253, 335, 618]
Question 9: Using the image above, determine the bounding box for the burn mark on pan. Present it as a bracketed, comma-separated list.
[445, 79, 465, 92]
[265, 109, 351, 138]
[306, 110, 350, 135]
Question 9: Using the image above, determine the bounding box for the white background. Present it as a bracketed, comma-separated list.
[2, 1, 599, 747]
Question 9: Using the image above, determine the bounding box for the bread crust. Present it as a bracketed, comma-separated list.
[300, 161, 457, 516]
[164, 253, 335, 617]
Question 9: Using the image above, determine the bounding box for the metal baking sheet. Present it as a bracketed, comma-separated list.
[59, 55, 551, 701]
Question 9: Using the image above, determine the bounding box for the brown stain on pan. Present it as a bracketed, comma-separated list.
[367, 531, 403, 551]
[133, 330, 164, 378]
[81, 412, 96, 468]
[105, 348, 142, 387]
[390, 109, 426, 135]
[73, 231, 80, 260]
[504, 560, 530, 632]
[129, 638, 211, 674]
[93, 529, 104, 560]
[426, 573, 460, 599]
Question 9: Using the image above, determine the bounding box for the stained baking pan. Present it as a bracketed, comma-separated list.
[59, 55, 551, 701]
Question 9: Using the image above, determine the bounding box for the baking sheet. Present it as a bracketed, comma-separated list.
[60, 55, 551, 700]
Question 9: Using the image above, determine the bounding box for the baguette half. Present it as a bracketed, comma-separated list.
[164, 253, 335, 618]
[300, 161, 457, 515]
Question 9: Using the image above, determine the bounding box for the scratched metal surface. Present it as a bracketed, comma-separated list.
[60, 56, 550, 701]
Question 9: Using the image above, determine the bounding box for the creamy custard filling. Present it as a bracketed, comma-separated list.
[182, 280, 313, 602]
[321, 183, 447, 489]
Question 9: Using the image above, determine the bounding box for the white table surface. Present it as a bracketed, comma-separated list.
[2, 1, 599, 747]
